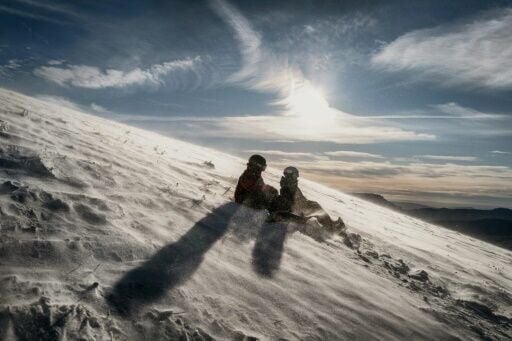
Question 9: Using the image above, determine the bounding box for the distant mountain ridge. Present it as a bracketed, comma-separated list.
[352, 193, 512, 250]
[351, 193, 401, 210]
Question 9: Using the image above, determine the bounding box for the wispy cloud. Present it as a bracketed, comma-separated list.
[47, 59, 65, 65]
[208, 0, 433, 144]
[432, 102, 504, 120]
[34, 57, 202, 89]
[13, 0, 84, 20]
[415, 155, 477, 162]
[102, 111, 434, 144]
[202, 115, 435, 144]
[0, 59, 22, 77]
[491, 150, 511, 155]
[367, 103, 506, 121]
[372, 8, 512, 89]
[293, 159, 512, 208]
[210, 0, 291, 95]
[291, 160, 511, 180]
[245, 150, 315, 158]
[243, 150, 326, 162]
[324, 151, 383, 159]
[99, 114, 219, 123]
[0, 4, 68, 25]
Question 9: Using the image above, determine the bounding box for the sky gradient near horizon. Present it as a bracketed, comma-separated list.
[1, 0, 511, 208]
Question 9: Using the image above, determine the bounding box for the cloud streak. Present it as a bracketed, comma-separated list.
[244, 150, 323, 161]
[0, 59, 22, 77]
[372, 8, 512, 89]
[292, 159, 512, 208]
[0, 4, 68, 25]
[196, 115, 434, 144]
[13, 0, 84, 20]
[210, 0, 293, 95]
[416, 155, 477, 162]
[324, 151, 383, 159]
[34, 57, 202, 89]
[340, 103, 507, 122]
[432, 103, 505, 120]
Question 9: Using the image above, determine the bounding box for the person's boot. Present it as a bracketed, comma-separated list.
[333, 217, 345, 232]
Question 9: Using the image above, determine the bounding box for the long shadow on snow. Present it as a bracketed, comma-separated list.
[107, 202, 240, 315]
[251, 222, 288, 278]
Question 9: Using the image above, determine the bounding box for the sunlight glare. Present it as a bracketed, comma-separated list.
[283, 80, 337, 136]
[286, 80, 334, 119]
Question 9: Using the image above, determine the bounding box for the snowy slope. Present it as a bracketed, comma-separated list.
[0, 88, 511, 340]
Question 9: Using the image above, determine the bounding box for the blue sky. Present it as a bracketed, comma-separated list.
[1, 0, 511, 208]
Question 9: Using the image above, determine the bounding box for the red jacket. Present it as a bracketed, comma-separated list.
[234, 169, 265, 204]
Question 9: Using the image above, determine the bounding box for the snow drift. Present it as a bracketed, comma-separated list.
[0, 89, 511, 340]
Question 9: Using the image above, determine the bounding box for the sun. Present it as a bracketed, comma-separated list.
[285, 79, 335, 123]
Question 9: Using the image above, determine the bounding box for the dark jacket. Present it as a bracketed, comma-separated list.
[271, 177, 321, 216]
[235, 169, 265, 206]
[235, 169, 277, 209]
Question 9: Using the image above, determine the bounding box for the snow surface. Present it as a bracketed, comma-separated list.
[0, 88, 511, 340]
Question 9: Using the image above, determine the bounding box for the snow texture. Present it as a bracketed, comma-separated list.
[0, 88, 511, 340]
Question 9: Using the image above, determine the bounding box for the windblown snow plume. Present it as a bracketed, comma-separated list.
[0, 89, 511, 340]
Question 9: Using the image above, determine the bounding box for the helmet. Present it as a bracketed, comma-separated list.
[248, 154, 267, 170]
[283, 166, 299, 179]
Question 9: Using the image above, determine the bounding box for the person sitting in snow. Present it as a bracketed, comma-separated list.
[235, 154, 277, 210]
[270, 166, 345, 232]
